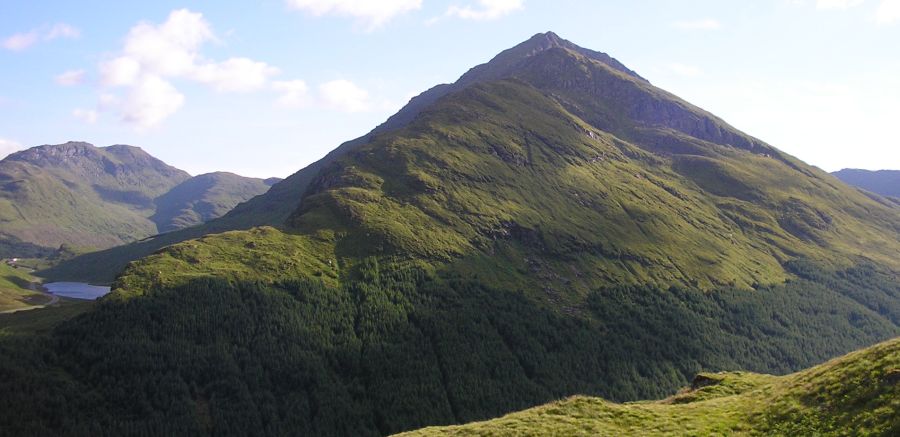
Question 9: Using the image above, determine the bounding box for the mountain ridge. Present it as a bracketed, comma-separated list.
[0, 141, 275, 255]
[833, 168, 900, 198]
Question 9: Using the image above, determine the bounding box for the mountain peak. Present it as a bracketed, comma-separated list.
[520, 31, 566, 51]
[455, 31, 645, 86]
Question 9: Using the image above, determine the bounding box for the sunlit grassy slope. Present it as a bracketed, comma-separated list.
[115, 76, 900, 305]
[398, 337, 900, 436]
[46, 33, 900, 289]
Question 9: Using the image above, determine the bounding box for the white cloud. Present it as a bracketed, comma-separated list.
[95, 9, 281, 127]
[72, 108, 98, 124]
[672, 18, 722, 30]
[273, 80, 311, 108]
[99, 57, 142, 87]
[0, 138, 24, 159]
[119, 75, 185, 129]
[2, 31, 39, 51]
[286, 0, 422, 28]
[55, 69, 86, 86]
[876, 0, 900, 23]
[2, 23, 80, 51]
[319, 79, 370, 112]
[445, 0, 523, 20]
[192, 58, 280, 92]
[816, 0, 865, 9]
[119, 9, 213, 77]
[667, 63, 702, 77]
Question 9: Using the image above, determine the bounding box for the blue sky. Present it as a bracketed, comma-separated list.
[1, 0, 899, 178]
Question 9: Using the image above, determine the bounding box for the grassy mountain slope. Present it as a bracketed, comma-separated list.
[0, 142, 190, 252]
[114, 45, 900, 300]
[834, 168, 900, 198]
[151, 172, 276, 233]
[399, 337, 900, 436]
[46, 33, 900, 288]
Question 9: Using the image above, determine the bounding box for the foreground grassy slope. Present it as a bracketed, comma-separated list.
[400, 337, 900, 436]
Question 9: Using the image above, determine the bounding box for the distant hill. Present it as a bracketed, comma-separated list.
[398, 337, 900, 436]
[0, 142, 274, 256]
[152, 172, 278, 233]
[833, 168, 900, 198]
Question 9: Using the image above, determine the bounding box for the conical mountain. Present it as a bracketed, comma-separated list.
[46, 32, 900, 286]
[115, 31, 899, 293]
[11, 33, 899, 436]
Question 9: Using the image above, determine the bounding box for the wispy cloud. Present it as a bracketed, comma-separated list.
[272, 80, 311, 109]
[672, 18, 722, 30]
[443, 0, 524, 21]
[319, 79, 370, 112]
[2, 23, 80, 51]
[72, 108, 99, 124]
[55, 69, 86, 86]
[285, 0, 422, 29]
[816, 0, 865, 9]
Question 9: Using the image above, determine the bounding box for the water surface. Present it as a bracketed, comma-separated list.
[43, 282, 111, 300]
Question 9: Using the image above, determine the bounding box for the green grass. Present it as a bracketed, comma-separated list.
[0, 263, 47, 312]
[398, 337, 900, 436]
